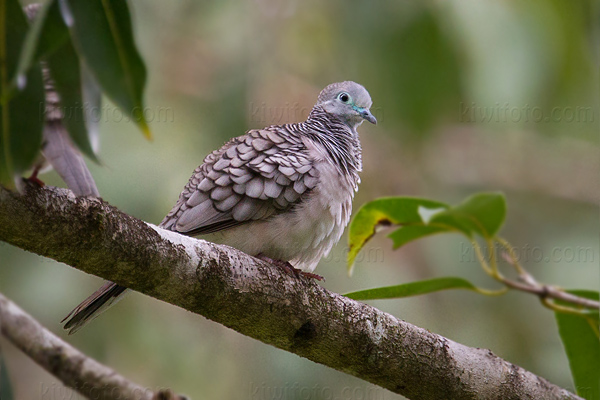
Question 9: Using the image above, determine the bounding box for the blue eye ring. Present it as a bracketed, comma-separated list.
[338, 92, 351, 103]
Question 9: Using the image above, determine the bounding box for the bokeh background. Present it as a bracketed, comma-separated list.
[2, 0, 598, 398]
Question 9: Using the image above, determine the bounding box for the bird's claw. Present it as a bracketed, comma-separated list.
[26, 165, 45, 187]
[256, 254, 324, 281]
[299, 271, 324, 281]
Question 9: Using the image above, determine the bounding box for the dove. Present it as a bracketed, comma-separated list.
[63, 81, 376, 334]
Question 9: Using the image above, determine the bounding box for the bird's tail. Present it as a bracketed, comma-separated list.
[62, 281, 129, 335]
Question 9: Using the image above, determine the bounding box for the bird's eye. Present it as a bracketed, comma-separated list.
[338, 92, 351, 103]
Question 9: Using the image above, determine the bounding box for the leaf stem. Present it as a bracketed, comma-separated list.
[486, 238, 503, 280]
[470, 239, 493, 276]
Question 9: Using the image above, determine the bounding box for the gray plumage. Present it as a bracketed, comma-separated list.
[62, 81, 376, 334]
[160, 81, 374, 271]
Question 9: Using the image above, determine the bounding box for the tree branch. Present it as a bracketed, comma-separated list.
[0, 292, 185, 400]
[499, 276, 599, 309]
[0, 184, 581, 400]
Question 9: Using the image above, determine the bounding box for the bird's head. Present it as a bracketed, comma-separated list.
[316, 81, 376, 129]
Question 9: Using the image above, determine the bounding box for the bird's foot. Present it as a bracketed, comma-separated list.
[256, 254, 324, 281]
[27, 166, 45, 187]
[298, 271, 324, 281]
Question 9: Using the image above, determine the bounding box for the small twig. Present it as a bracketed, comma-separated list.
[494, 239, 599, 310]
[0, 292, 187, 400]
[500, 279, 590, 311]
[496, 237, 530, 277]
[496, 239, 544, 301]
[467, 237, 599, 313]
[543, 286, 600, 309]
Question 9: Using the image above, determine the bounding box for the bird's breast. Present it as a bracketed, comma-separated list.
[265, 157, 356, 271]
[209, 158, 356, 273]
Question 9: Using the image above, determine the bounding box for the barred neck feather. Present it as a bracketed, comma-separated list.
[284, 106, 362, 187]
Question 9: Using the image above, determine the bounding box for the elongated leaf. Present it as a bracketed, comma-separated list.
[555, 290, 599, 400]
[388, 225, 449, 249]
[0, 350, 14, 400]
[0, 0, 45, 185]
[59, 0, 151, 138]
[15, 1, 99, 161]
[347, 197, 448, 268]
[11, 1, 69, 93]
[430, 192, 507, 238]
[46, 37, 99, 160]
[80, 61, 101, 153]
[345, 277, 483, 300]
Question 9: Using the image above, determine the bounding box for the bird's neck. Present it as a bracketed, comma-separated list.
[299, 106, 362, 185]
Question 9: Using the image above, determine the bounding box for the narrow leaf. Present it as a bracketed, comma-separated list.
[11, 1, 69, 94]
[0, 0, 45, 185]
[555, 290, 600, 399]
[80, 61, 101, 153]
[60, 0, 151, 138]
[345, 277, 483, 300]
[19, 0, 100, 161]
[0, 351, 14, 400]
[388, 225, 448, 249]
[45, 38, 99, 161]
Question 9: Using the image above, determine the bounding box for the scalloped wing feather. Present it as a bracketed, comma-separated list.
[160, 127, 319, 236]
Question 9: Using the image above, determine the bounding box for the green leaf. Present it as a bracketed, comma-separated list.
[388, 225, 449, 249]
[345, 277, 483, 300]
[0, 0, 45, 185]
[60, 0, 151, 139]
[11, 1, 69, 93]
[347, 193, 507, 273]
[430, 192, 507, 238]
[46, 34, 99, 161]
[347, 197, 448, 269]
[80, 61, 101, 152]
[13, 1, 99, 161]
[0, 350, 13, 400]
[555, 290, 599, 400]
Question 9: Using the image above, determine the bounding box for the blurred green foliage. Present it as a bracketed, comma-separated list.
[0, 0, 151, 186]
[0, 0, 44, 184]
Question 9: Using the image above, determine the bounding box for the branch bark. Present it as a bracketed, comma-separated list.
[0, 184, 581, 400]
[0, 293, 184, 400]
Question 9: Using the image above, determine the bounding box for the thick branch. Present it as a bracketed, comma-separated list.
[0, 293, 184, 400]
[0, 184, 581, 400]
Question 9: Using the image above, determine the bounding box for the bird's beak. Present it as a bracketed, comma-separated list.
[358, 108, 377, 125]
